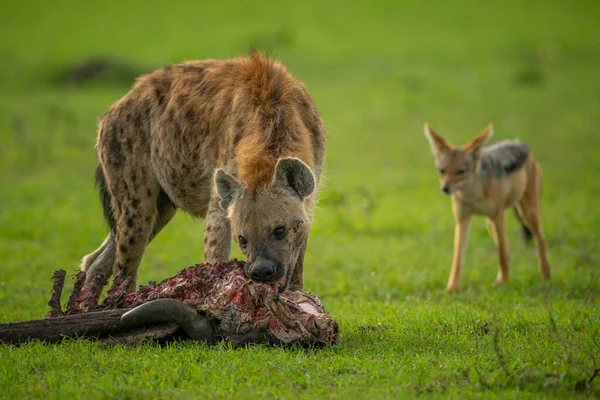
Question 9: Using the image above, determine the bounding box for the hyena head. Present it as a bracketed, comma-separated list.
[423, 123, 494, 195]
[214, 157, 315, 291]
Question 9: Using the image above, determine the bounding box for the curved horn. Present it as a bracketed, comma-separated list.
[121, 299, 216, 342]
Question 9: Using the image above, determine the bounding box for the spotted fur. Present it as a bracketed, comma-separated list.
[81, 51, 326, 292]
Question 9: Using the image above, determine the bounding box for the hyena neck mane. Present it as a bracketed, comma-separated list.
[477, 140, 530, 179]
[233, 52, 316, 190]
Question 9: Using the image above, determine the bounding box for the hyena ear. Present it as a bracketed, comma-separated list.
[424, 123, 453, 157]
[273, 157, 315, 200]
[214, 170, 243, 210]
[464, 124, 494, 158]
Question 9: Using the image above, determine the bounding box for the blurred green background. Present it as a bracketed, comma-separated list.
[1, 0, 599, 398]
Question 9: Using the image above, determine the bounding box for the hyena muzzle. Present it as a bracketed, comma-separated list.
[81, 51, 326, 292]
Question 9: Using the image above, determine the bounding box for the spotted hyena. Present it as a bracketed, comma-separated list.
[81, 51, 326, 292]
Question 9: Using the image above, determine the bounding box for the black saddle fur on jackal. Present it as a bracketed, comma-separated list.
[479, 140, 530, 177]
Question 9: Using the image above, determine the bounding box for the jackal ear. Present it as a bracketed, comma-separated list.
[273, 157, 315, 200]
[424, 123, 453, 157]
[464, 124, 494, 158]
[214, 170, 243, 210]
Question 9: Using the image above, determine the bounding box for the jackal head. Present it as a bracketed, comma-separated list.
[423, 123, 494, 195]
[214, 157, 315, 291]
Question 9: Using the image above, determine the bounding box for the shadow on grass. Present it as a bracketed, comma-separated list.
[52, 56, 149, 87]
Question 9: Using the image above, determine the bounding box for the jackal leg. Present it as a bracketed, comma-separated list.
[448, 215, 472, 292]
[489, 211, 510, 286]
[485, 218, 498, 245]
[203, 198, 231, 264]
[517, 165, 551, 280]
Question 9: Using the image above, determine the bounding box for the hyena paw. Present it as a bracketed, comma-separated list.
[80, 254, 94, 272]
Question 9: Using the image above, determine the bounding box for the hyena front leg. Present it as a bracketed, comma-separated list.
[289, 200, 314, 291]
[288, 240, 307, 291]
[203, 198, 231, 264]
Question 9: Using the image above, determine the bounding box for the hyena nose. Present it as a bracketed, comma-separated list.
[250, 257, 276, 282]
[441, 185, 451, 195]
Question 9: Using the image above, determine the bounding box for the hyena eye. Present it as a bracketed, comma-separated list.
[273, 225, 286, 239]
[238, 235, 247, 248]
[438, 168, 446, 175]
[457, 169, 466, 175]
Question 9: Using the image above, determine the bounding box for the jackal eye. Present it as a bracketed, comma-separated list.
[273, 225, 286, 239]
[238, 235, 247, 248]
[438, 168, 446, 175]
[457, 169, 466, 175]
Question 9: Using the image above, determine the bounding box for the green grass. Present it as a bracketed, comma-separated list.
[1, 0, 599, 398]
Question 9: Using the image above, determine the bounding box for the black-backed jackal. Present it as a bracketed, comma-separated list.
[423, 123, 551, 292]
